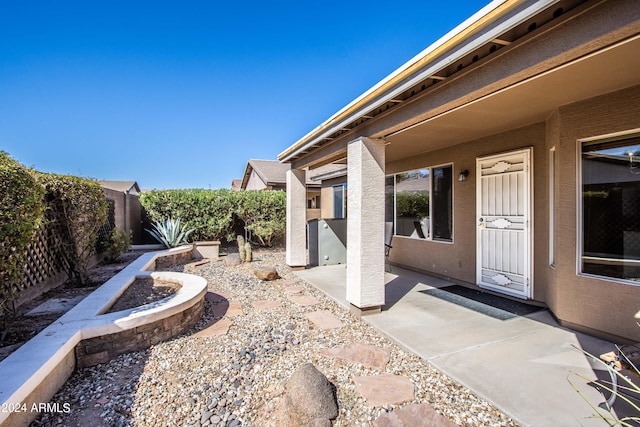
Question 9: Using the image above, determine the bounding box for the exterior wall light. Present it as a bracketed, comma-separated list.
[458, 169, 469, 182]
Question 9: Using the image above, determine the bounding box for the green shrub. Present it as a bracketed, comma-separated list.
[36, 173, 108, 285]
[141, 189, 235, 242]
[396, 192, 429, 218]
[0, 152, 45, 312]
[140, 189, 286, 247]
[233, 190, 286, 247]
[105, 228, 131, 263]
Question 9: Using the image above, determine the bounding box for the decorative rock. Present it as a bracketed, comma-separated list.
[263, 363, 338, 427]
[373, 403, 459, 427]
[319, 343, 390, 370]
[353, 374, 414, 407]
[251, 300, 282, 311]
[254, 266, 280, 281]
[287, 294, 319, 306]
[224, 254, 242, 266]
[305, 310, 344, 330]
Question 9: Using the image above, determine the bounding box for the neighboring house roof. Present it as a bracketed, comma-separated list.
[241, 159, 290, 189]
[231, 179, 242, 191]
[240, 159, 327, 190]
[99, 180, 141, 195]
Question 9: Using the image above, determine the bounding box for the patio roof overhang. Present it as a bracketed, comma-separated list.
[278, 0, 640, 170]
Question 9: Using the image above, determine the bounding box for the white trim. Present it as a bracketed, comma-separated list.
[549, 147, 556, 267]
[386, 162, 454, 243]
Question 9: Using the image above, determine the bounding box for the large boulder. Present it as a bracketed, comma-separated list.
[254, 266, 280, 281]
[258, 363, 338, 427]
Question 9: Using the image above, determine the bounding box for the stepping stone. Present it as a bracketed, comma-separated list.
[25, 296, 85, 316]
[353, 374, 414, 407]
[280, 279, 301, 286]
[287, 294, 319, 306]
[251, 300, 282, 311]
[226, 301, 244, 317]
[319, 343, 390, 370]
[194, 318, 233, 338]
[305, 310, 344, 330]
[373, 403, 458, 427]
[285, 285, 305, 294]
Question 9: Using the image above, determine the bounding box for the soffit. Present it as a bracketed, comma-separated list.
[384, 35, 640, 162]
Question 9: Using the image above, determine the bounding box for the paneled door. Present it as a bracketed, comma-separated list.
[476, 148, 532, 299]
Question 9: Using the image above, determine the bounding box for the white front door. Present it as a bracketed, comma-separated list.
[476, 148, 532, 299]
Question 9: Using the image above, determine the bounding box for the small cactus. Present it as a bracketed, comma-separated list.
[244, 242, 252, 262]
[237, 235, 246, 262]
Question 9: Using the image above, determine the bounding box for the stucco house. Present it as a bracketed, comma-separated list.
[279, 0, 640, 342]
[240, 159, 344, 221]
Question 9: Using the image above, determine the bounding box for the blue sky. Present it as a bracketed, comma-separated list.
[1, 1, 488, 190]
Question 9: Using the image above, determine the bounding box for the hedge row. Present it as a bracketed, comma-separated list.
[0, 152, 108, 312]
[140, 189, 286, 247]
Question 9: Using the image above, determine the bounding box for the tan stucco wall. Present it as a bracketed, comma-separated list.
[551, 84, 640, 342]
[387, 123, 546, 292]
[386, 85, 640, 342]
[319, 177, 347, 219]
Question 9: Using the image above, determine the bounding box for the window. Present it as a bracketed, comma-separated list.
[385, 165, 453, 242]
[307, 195, 321, 209]
[333, 184, 346, 218]
[581, 135, 640, 281]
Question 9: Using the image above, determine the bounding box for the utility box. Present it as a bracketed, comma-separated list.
[308, 219, 347, 266]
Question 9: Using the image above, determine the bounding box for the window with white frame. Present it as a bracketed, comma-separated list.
[385, 165, 453, 242]
[581, 135, 640, 281]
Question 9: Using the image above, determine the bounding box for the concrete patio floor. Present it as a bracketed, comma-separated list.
[295, 264, 631, 427]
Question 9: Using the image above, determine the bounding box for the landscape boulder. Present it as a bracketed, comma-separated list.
[254, 266, 280, 281]
[259, 363, 338, 427]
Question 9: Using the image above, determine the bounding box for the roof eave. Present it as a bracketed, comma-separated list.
[278, 0, 560, 164]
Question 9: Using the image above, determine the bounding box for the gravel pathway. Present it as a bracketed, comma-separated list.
[34, 250, 518, 427]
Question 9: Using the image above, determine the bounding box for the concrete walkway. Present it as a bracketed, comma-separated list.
[296, 264, 627, 427]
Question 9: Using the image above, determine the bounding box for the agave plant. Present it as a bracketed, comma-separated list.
[146, 217, 195, 248]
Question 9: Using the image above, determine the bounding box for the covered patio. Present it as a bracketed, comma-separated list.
[296, 264, 624, 426]
[279, 0, 640, 342]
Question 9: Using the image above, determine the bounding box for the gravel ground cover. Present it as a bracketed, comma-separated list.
[33, 249, 518, 427]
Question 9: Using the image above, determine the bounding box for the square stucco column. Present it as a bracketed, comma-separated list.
[346, 137, 385, 313]
[286, 168, 307, 268]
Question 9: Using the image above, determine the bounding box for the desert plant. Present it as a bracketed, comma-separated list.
[146, 217, 195, 249]
[244, 242, 252, 262]
[237, 235, 246, 262]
